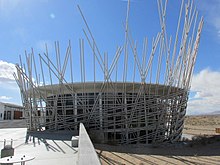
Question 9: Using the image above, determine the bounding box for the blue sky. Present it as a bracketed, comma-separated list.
[0, 0, 220, 115]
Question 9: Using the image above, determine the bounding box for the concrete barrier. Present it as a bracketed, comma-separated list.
[78, 123, 101, 165]
[71, 136, 79, 147]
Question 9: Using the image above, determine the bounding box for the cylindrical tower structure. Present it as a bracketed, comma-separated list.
[14, 0, 203, 144]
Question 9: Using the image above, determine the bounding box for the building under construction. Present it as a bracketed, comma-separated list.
[15, 0, 203, 144]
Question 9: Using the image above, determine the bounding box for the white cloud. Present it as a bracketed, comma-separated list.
[0, 96, 12, 100]
[198, 0, 220, 38]
[187, 68, 220, 115]
[0, 60, 21, 105]
[0, 60, 16, 83]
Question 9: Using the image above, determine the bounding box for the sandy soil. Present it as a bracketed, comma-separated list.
[95, 115, 220, 165]
[183, 115, 220, 136]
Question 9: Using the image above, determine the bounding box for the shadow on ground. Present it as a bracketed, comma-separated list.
[95, 135, 220, 157]
[26, 130, 78, 141]
[95, 135, 220, 165]
[21, 130, 78, 153]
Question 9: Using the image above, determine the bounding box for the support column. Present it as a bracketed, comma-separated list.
[54, 96, 58, 130]
[124, 95, 128, 143]
[74, 93, 78, 130]
[144, 94, 148, 144]
[11, 109, 14, 120]
[99, 93, 103, 129]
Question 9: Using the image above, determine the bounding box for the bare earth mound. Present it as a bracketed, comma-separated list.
[95, 115, 220, 165]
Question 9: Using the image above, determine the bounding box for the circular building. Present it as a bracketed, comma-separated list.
[33, 82, 187, 144]
[15, 0, 203, 144]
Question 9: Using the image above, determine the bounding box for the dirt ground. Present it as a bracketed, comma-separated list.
[95, 115, 220, 165]
[183, 115, 220, 136]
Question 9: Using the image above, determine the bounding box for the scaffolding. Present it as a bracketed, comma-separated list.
[14, 0, 203, 144]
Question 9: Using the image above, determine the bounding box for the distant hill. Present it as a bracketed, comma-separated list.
[187, 111, 220, 116]
[197, 111, 220, 116]
[209, 111, 220, 115]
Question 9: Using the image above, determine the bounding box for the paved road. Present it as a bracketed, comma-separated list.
[0, 120, 26, 129]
